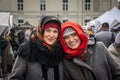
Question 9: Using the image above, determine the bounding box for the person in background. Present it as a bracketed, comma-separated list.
[0, 27, 14, 80]
[95, 22, 116, 47]
[17, 30, 25, 45]
[24, 28, 32, 41]
[9, 28, 19, 59]
[87, 28, 94, 37]
[9, 28, 19, 51]
[60, 21, 120, 80]
[108, 32, 120, 65]
[9, 16, 64, 80]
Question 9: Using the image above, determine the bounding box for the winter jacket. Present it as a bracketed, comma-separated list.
[9, 56, 64, 80]
[86, 42, 120, 80]
[63, 58, 96, 80]
[95, 30, 115, 47]
[0, 38, 14, 73]
[9, 36, 64, 80]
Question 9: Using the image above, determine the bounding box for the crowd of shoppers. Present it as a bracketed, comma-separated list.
[0, 15, 120, 80]
[0, 24, 32, 80]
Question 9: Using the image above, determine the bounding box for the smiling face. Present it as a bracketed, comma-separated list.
[63, 32, 81, 49]
[43, 27, 59, 45]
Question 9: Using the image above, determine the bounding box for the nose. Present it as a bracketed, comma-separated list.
[49, 32, 54, 37]
[69, 36, 73, 42]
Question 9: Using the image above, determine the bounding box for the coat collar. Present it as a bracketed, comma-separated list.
[73, 58, 93, 71]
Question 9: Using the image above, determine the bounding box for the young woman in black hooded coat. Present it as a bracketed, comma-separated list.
[9, 16, 64, 80]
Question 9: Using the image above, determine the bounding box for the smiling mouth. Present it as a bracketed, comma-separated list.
[48, 38, 54, 41]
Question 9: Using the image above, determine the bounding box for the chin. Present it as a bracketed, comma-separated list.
[69, 46, 79, 49]
[48, 43, 54, 45]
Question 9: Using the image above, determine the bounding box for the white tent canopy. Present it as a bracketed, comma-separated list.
[0, 12, 11, 36]
[95, 7, 120, 25]
[0, 12, 10, 26]
[87, 20, 101, 33]
[109, 19, 120, 29]
[87, 7, 120, 32]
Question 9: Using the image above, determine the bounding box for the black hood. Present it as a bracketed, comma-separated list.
[40, 16, 62, 29]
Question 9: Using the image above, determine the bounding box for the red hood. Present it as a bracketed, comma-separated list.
[60, 21, 88, 59]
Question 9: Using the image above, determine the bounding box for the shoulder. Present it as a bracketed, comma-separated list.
[88, 41, 108, 56]
[96, 41, 105, 46]
[17, 41, 30, 57]
[89, 41, 106, 49]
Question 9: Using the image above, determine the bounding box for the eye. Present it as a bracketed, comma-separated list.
[45, 29, 51, 32]
[63, 35, 69, 39]
[53, 30, 58, 34]
[71, 32, 77, 36]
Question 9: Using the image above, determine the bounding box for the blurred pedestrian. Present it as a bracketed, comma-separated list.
[9, 28, 19, 51]
[17, 30, 25, 44]
[24, 29, 32, 41]
[0, 27, 14, 80]
[9, 28, 19, 59]
[95, 22, 116, 47]
[60, 21, 120, 80]
[108, 32, 120, 65]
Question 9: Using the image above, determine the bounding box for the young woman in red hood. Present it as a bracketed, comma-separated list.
[60, 21, 120, 80]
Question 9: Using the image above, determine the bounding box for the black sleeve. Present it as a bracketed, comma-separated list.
[16, 41, 30, 60]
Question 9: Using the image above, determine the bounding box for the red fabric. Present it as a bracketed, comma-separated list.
[42, 23, 60, 32]
[60, 21, 88, 60]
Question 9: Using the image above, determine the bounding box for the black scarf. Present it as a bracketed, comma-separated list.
[18, 32, 64, 68]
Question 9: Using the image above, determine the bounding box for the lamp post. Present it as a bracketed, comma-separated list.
[118, 0, 120, 9]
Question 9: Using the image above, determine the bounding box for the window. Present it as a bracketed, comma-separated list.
[17, 0, 23, 11]
[40, 0, 46, 11]
[63, 0, 68, 11]
[85, 0, 90, 11]
[18, 19, 24, 26]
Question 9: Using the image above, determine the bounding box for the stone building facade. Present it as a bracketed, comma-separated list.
[0, 0, 119, 26]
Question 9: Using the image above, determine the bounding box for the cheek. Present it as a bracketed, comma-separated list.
[55, 33, 59, 38]
[78, 38, 82, 44]
[43, 32, 46, 36]
[43, 32, 47, 39]
[64, 39, 69, 46]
